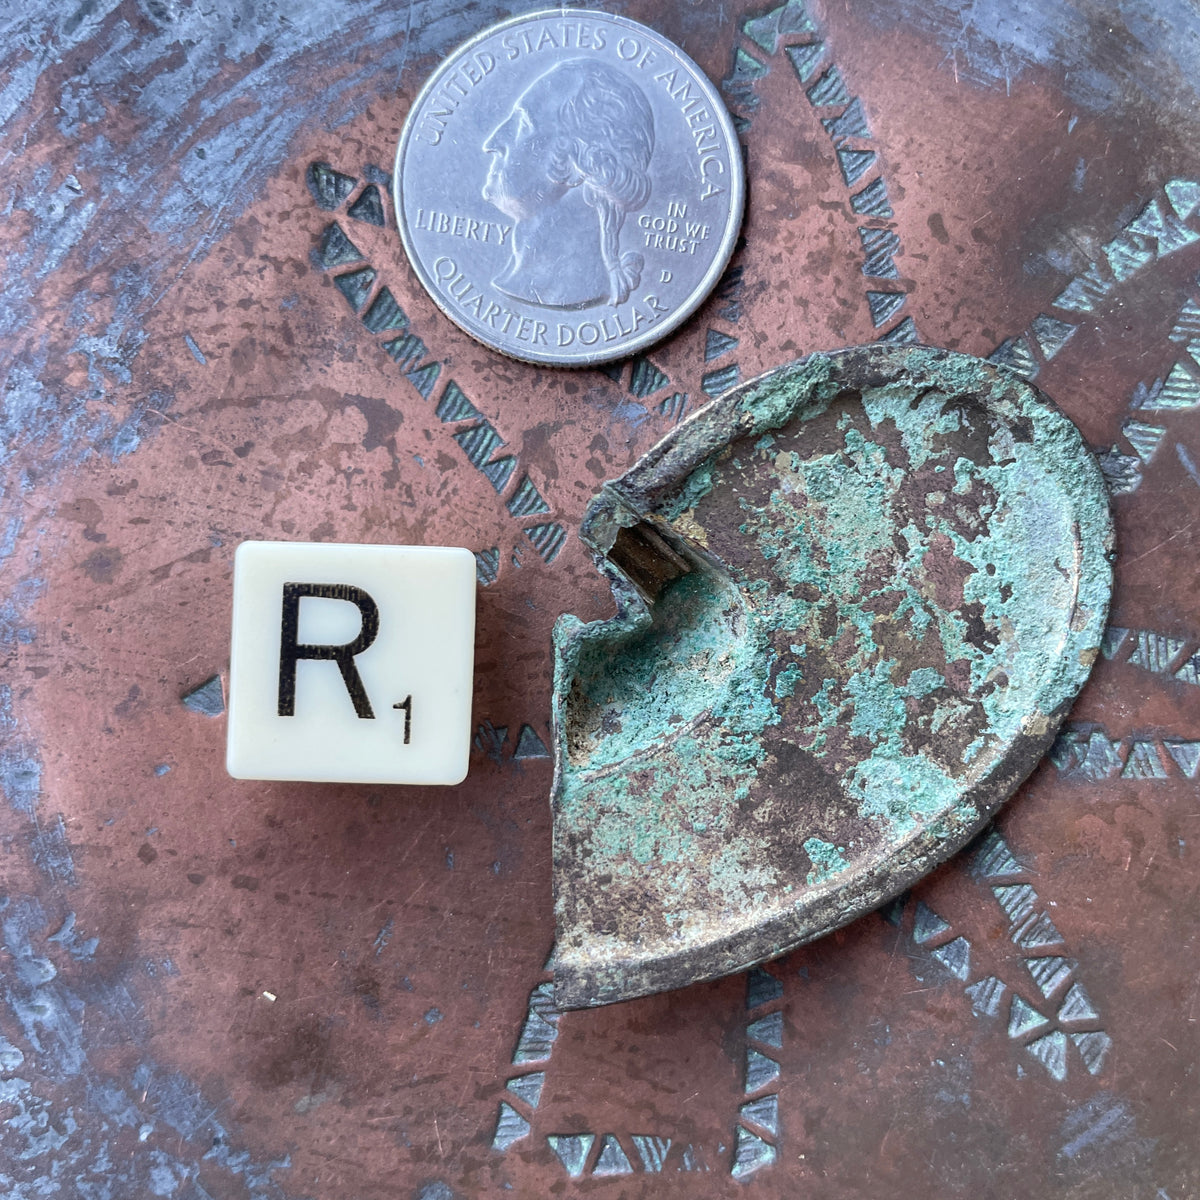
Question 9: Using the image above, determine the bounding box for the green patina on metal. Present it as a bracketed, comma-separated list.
[556, 567, 783, 908]
[737, 352, 837, 434]
[803, 837, 850, 886]
[661, 457, 721, 521]
[551, 347, 1113, 1009]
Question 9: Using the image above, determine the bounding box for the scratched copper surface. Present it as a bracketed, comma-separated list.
[1, 1, 1198, 1197]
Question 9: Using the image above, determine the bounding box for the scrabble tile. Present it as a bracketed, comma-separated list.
[226, 541, 475, 784]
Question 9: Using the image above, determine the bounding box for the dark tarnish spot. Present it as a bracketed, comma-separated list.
[341, 393, 402, 452]
[62, 496, 106, 540]
[354, 968, 382, 1016]
[138, 842, 158, 865]
[232, 874, 259, 892]
[960, 599, 1000, 653]
[927, 212, 950, 244]
[943, 657, 974, 693]
[81, 545, 122, 584]
[115, 685, 142, 718]
[1009, 414, 1035, 444]
[948, 401, 999, 467]
[187, 873, 206, 885]
[864, 604, 950, 679]
[817, 599, 840, 644]
[923, 530, 976, 609]
[255, 1017, 333, 1089]
[904, 690, 944, 752]
[765, 735, 857, 833]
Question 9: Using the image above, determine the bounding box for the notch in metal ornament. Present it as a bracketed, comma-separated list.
[393, 10, 744, 367]
[550, 346, 1114, 1009]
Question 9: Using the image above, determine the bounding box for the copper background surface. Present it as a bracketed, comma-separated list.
[1, 1, 1198, 1197]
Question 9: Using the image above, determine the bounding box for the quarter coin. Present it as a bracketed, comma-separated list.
[393, 9, 745, 367]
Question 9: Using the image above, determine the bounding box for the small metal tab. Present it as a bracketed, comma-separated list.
[550, 346, 1114, 1009]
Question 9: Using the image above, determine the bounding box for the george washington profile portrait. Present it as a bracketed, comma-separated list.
[482, 59, 655, 310]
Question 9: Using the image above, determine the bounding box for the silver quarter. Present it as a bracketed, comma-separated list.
[394, 10, 745, 367]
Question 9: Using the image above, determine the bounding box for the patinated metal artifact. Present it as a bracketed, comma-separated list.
[551, 346, 1114, 1008]
[393, 9, 744, 366]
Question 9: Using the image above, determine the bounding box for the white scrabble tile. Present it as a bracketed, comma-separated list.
[226, 541, 476, 784]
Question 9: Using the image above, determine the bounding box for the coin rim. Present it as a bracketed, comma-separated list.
[392, 8, 746, 368]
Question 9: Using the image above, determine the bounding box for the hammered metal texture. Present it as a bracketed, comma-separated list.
[2, 1, 1199, 1197]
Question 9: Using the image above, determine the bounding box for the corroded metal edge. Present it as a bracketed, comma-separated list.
[550, 345, 1115, 1008]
